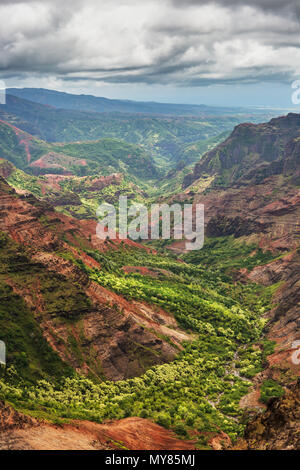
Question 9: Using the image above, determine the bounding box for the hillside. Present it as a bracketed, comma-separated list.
[235, 381, 300, 450]
[183, 113, 300, 189]
[0, 177, 187, 382]
[0, 94, 276, 172]
[0, 119, 158, 181]
[0, 109, 299, 450]
[0, 158, 147, 219]
[0, 403, 196, 450]
[164, 113, 300, 427]
[0, 174, 287, 447]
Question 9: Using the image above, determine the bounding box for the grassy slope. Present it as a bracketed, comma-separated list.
[0, 233, 74, 383]
[0, 120, 158, 182]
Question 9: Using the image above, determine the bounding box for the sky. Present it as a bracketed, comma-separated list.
[1, 0, 300, 107]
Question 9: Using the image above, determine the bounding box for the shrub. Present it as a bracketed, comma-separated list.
[156, 412, 172, 428]
[174, 423, 188, 436]
[260, 380, 285, 404]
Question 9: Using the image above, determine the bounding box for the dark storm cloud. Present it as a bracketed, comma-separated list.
[0, 0, 300, 87]
[171, 0, 300, 15]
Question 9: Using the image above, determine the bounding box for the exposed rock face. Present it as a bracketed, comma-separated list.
[247, 251, 300, 368]
[235, 381, 300, 450]
[0, 109, 298, 449]
[183, 113, 300, 189]
[0, 161, 136, 219]
[171, 176, 300, 252]
[41, 173, 123, 195]
[248, 251, 298, 286]
[234, 251, 300, 417]
[206, 214, 269, 238]
[265, 253, 300, 374]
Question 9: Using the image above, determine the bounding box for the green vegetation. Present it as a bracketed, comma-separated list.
[54, 176, 148, 219]
[0, 120, 158, 183]
[7, 168, 43, 198]
[0, 97, 294, 448]
[89, 269, 265, 342]
[183, 236, 276, 272]
[0, 284, 72, 383]
[0, 238, 280, 444]
[49, 139, 158, 180]
[260, 379, 285, 404]
[0, 122, 44, 170]
[1, 336, 250, 441]
[1, 96, 273, 182]
[0, 234, 90, 382]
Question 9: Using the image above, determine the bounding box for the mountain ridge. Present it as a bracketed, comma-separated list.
[183, 113, 300, 189]
[7, 87, 262, 116]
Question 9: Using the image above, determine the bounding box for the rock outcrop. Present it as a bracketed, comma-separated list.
[183, 113, 300, 189]
[235, 381, 300, 450]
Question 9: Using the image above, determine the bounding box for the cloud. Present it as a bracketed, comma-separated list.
[0, 0, 300, 87]
[171, 0, 300, 16]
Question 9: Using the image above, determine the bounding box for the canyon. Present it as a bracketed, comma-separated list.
[0, 97, 299, 450]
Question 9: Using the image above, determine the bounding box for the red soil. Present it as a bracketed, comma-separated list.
[0, 118, 33, 163]
[0, 415, 197, 450]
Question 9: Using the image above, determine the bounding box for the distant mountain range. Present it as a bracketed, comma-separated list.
[7, 87, 266, 116]
[0, 91, 278, 176]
